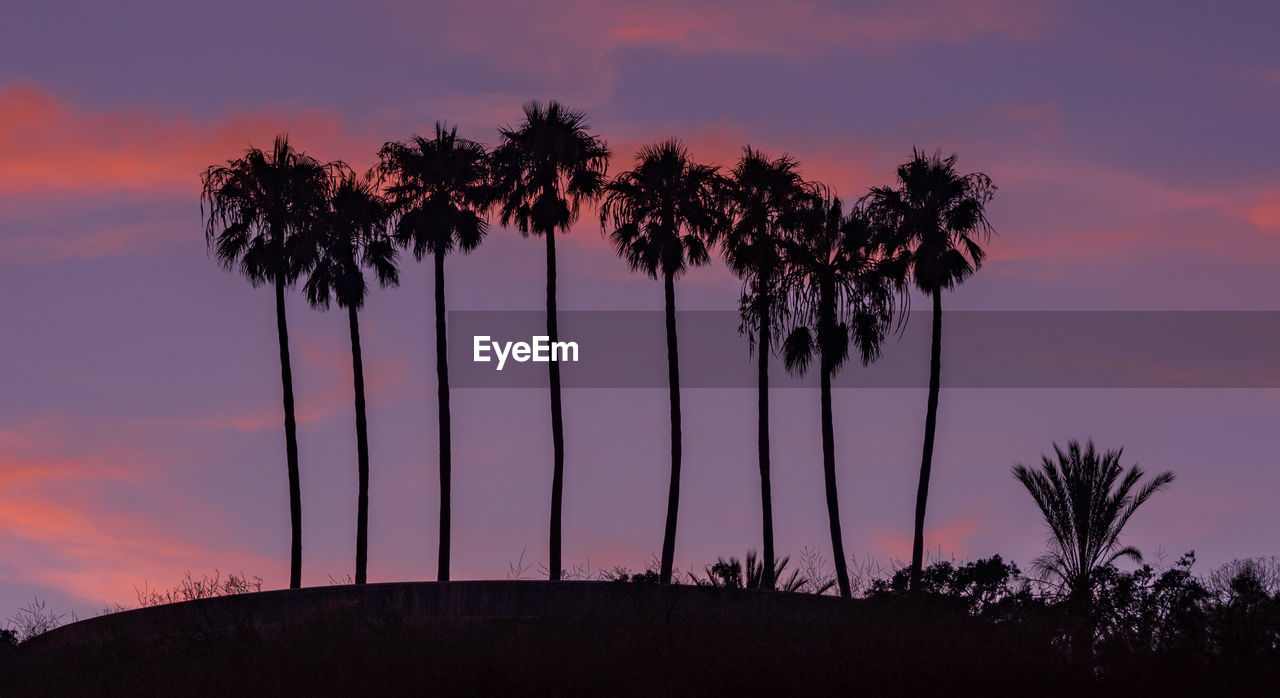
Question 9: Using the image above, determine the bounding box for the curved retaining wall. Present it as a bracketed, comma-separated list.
[32, 580, 854, 649]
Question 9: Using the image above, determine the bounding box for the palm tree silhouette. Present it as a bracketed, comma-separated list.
[1012, 439, 1174, 656]
[865, 149, 995, 592]
[721, 147, 808, 590]
[780, 193, 903, 598]
[300, 170, 399, 585]
[600, 139, 726, 584]
[376, 125, 491, 582]
[200, 135, 334, 589]
[491, 101, 610, 580]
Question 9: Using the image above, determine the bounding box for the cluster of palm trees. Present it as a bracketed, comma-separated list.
[200, 101, 999, 598]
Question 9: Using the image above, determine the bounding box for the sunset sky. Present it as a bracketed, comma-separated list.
[2, 0, 1279, 616]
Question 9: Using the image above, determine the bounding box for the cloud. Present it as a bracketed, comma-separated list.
[0, 85, 378, 197]
[0, 419, 280, 606]
[868, 514, 982, 561]
[434, 0, 1057, 65]
[1247, 189, 1280, 233]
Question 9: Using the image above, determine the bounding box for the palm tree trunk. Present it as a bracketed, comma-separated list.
[274, 278, 302, 590]
[348, 304, 370, 585]
[757, 293, 775, 591]
[433, 250, 452, 582]
[659, 271, 683, 584]
[909, 289, 944, 592]
[545, 229, 566, 581]
[821, 354, 851, 598]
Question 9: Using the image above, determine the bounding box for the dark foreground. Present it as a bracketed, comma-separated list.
[0, 581, 1267, 697]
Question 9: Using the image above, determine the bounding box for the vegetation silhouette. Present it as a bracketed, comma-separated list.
[865, 148, 996, 593]
[376, 124, 492, 581]
[720, 147, 809, 590]
[780, 192, 904, 597]
[491, 101, 611, 580]
[1013, 439, 1175, 659]
[600, 139, 726, 584]
[300, 170, 399, 585]
[200, 136, 336, 589]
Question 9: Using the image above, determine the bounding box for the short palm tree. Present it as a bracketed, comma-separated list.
[721, 147, 809, 590]
[377, 124, 491, 582]
[600, 139, 725, 584]
[1013, 440, 1174, 655]
[301, 171, 399, 585]
[491, 101, 610, 580]
[200, 135, 334, 589]
[780, 193, 903, 598]
[865, 149, 996, 592]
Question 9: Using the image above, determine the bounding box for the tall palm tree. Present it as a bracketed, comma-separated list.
[301, 171, 399, 585]
[600, 139, 725, 584]
[376, 124, 491, 582]
[780, 193, 903, 598]
[200, 135, 334, 589]
[865, 148, 996, 592]
[720, 147, 809, 590]
[1012, 440, 1174, 655]
[491, 101, 610, 580]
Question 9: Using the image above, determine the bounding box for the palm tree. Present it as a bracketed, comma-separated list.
[1012, 439, 1174, 655]
[865, 148, 996, 592]
[491, 101, 610, 580]
[376, 124, 491, 582]
[301, 170, 398, 585]
[600, 139, 725, 584]
[720, 147, 809, 590]
[200, 135, 334, 589]
[780, 193, 903, 598]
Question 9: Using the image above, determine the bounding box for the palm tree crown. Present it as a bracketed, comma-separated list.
[201, 135, 334, 286]
[302, 171, 399, 310]
[722, 147, 808, 307]
[865, 148, 995, 294]
[600, 139, 724, 279]
[1012, 439, 1175, 601]
[376, 124, 492, 259]
[781, 193, 904, 375]
[491, 101, 611, 237]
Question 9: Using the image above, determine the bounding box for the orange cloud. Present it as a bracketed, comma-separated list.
[0, 217, 186, 263]
[0, 84, 377, 197]
[0, 420, 280, 606]
[868, 514, 982, 561]
[1247, 189, 1280, 232]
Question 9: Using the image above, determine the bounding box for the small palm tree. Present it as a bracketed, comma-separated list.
[600, 139, 725, 584]
[721, 147, 809, 589]
[1013, 440, 1174, 607]
[780, 193, 903, 598]
[301, 170, 398, 585]
[201, 135, 335, 589]
[865, 148, 996, 592]
[377, 124, 491, 582]
[491, 101, 610, 580]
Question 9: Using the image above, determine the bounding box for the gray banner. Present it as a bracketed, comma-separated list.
[446, 311, 1280, 388]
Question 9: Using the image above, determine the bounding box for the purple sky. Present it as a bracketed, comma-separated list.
[1, 0, 1278, 614]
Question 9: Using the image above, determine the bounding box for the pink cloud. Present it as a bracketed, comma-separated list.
[868, 514, 982, 561]
[0, 419, 280, 605]
[0, 85, 379, 197]
[1247, 189, 1280, 232]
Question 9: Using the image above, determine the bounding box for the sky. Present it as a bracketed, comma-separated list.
[1, 0, 1279, 616]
